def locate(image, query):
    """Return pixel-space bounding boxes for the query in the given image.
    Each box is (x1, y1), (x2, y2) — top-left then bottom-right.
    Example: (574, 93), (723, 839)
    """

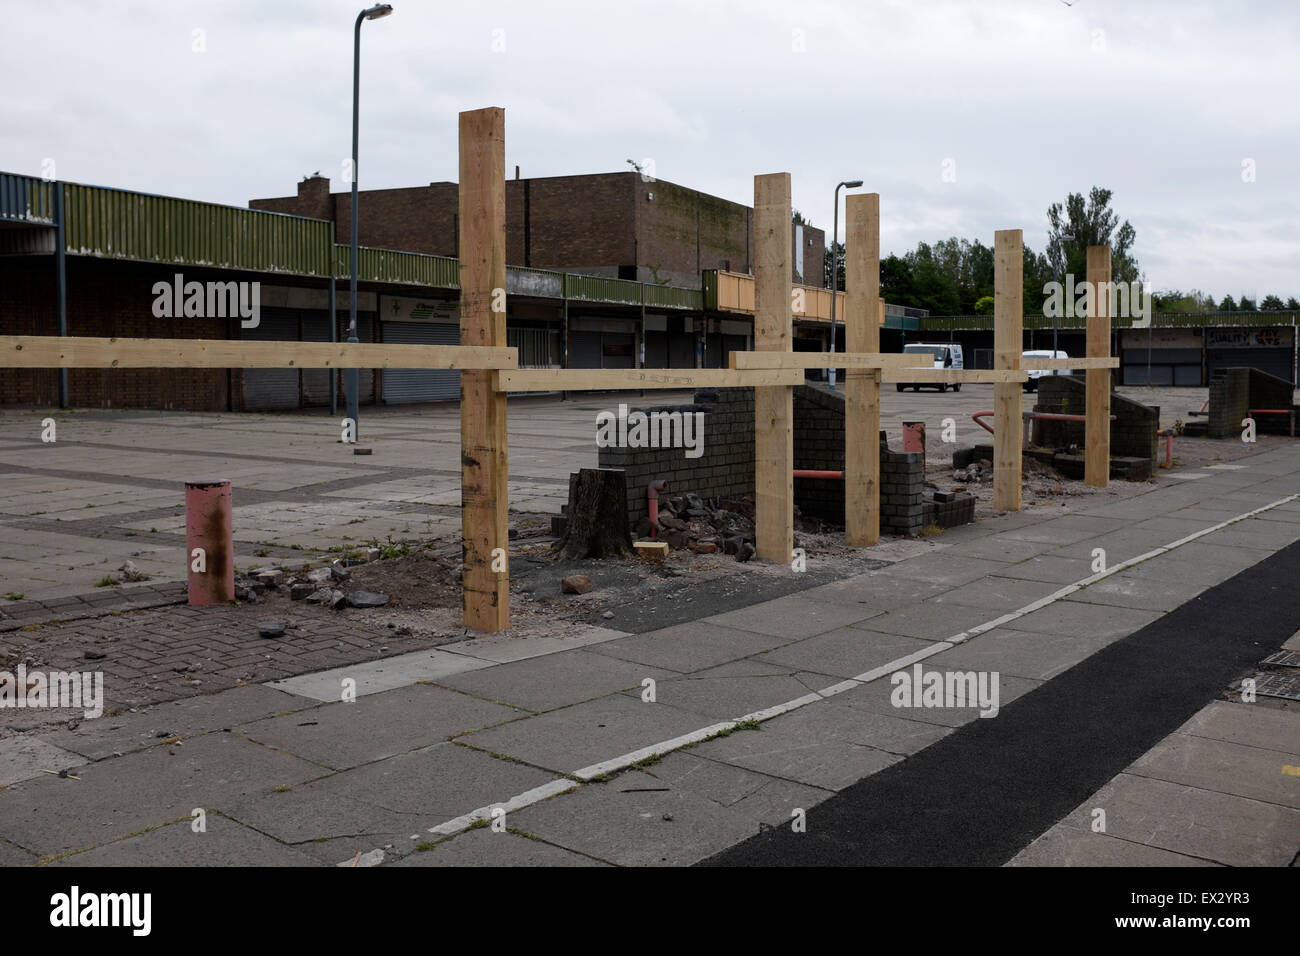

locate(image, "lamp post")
(346, 3), (393, 441)
(827, 179), (863, 389)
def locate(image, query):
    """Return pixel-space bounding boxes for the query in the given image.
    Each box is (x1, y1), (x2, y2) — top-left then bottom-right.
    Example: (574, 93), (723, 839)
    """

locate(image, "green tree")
(1239, 295), (1257, 310)
(824, 240), (845, 291)
(1220, 294), (1237, 311)
(1046, 187), (1140, 285)
(1260, 294), (1284, 310)
(973, 295), (994, 315)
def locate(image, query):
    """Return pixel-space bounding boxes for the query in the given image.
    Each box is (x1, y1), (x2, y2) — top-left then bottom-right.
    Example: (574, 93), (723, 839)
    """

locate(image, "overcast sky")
(4, 0), (1297, 300)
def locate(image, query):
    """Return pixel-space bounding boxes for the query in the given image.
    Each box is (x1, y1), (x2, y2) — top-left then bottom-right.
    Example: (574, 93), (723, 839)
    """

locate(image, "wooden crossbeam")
(0, 335), (517, 370)
(993, 230), (1023, 512)
(459, 107), (510, 633)
(882, 368), (1027, 384)
(845, 192), (881, 547)
(1020, 357), (1119, 371)
(730, 351), (911, 371)
(495, 367), (803, 392)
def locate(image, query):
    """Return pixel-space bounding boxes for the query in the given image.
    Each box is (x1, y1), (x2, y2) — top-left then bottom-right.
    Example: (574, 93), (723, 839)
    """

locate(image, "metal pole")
(328, 275), (338, 416)
(54, 182), (68, 408)
(828, 183), (841, 389)
(346, 10), (365, 440)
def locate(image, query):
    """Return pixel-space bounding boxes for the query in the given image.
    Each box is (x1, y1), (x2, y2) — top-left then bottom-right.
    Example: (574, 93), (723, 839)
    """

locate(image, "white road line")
(379, 490), (1300, 857)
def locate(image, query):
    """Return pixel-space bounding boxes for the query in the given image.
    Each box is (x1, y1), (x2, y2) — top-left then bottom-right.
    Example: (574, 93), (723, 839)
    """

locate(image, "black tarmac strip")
(701, 536), (1300, 867)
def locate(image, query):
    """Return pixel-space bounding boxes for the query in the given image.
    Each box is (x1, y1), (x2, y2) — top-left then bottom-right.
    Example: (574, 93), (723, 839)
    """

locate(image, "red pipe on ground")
(794, 469), (844, 479)
(1249, 409), (1296, 437)
(647, 479), (667, 537)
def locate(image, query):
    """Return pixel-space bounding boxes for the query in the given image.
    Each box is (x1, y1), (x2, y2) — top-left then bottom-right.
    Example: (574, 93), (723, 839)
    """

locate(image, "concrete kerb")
(379, 488), (1300, 859)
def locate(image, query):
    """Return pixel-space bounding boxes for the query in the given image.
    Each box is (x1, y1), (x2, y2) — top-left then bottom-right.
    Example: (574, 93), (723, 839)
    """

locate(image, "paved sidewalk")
(2, 442), (1298, 866)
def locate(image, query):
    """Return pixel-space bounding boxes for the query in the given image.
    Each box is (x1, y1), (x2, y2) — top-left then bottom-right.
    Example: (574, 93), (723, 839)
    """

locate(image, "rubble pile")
(234, 552), (389, 610)
(633, 493), (827, 562)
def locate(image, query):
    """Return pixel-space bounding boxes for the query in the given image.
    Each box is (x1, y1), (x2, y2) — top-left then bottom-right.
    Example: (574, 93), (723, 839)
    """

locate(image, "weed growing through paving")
(93, 575), (118, 588)
(4, 593), (22, 601)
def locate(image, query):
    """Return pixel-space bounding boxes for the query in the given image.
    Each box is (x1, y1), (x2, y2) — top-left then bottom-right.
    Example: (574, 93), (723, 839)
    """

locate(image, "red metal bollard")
(186, 480), (234, 605)
(903, 421), (926, 473)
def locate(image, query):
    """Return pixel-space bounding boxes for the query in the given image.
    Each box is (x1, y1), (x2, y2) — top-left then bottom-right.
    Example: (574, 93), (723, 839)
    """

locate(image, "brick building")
(251, 171), (827, 291)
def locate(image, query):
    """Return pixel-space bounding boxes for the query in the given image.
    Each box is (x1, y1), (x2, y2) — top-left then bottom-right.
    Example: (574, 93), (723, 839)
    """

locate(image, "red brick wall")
(506, 173), (635, 274)
(0, 259), (230, 410)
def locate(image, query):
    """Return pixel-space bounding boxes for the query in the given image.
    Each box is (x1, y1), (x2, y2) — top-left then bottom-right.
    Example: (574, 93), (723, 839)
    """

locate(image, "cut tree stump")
(556, 468), (633, 559)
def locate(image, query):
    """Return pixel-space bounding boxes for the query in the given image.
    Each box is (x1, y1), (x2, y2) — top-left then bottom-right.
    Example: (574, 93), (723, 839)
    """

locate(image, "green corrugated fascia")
(920, 312), (1300, 332)
(62, 182), (333, 275)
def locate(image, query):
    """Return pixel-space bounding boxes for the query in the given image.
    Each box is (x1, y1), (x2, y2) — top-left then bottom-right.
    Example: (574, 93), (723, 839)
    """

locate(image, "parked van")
(1022, 349), (1071, 392)
(897, 343), (965, 392)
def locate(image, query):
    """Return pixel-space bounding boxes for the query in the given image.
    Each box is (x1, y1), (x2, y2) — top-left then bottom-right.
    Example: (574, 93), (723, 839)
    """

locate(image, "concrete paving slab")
(434, 650), (676, 714)
(760, 627), (937, 679)
(829, 671), (1043, 728)
(623, 659), (832, 721)
(926, 536), (1060, 564)
(0, 736), (88, 786)
(394, 828), (608, 866)
(510, 752), (830, 865)
(50, 814), (323, 866)
(847, 601), (1000, 641)
(930, 576), (1065, 612)
(1065, 574), (1209, 612)
(869, 554), (1009, 587)
(1174, 700), (1300, 755)
(924, 626), (1113, 681)
(999, 514), (1130, 545)
(265, 647), (495, 702)
(1122, 542), (1268, 584)
(989, 554), (1094, 584)
(1204, 518), (1300, 551)
(37, 684), (317, 761)
(222, 741), (559, 857)
(1007, 822), (1219, 867)
(1065, 772), (1300, 867)
(238, 684), (526, 771)
(438, 626), (627, 664)
(1128, 732), (1300, 809)
(0, 838), (39, 866)
(587, 621), (793, 674)
(0, 732), (326, 858)
(705, 594), (886, 638)
(1001, 600), (1163, 641)
(688, 716), (900, 791)
(761, 696), (955, 757)
(452, 694), (715, 774)
(797, 573), (950, 611)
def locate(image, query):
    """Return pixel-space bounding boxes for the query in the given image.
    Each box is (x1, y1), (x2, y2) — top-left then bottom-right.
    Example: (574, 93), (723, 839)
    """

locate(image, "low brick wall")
(598, 389), (755, 528)
(1209, 367), (1295, 438)
(597, 384), (924, 535)
(1032, 376), (1159, 466)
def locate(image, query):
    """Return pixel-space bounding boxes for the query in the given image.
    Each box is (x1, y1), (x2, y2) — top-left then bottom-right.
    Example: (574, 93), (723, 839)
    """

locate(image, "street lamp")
(827, 179), (863, 389)
(346, 3), (394, 441)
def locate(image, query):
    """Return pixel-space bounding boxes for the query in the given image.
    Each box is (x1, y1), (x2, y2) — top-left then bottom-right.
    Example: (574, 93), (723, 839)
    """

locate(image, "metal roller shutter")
(244, 308), (300, 410)
(1207, 348), (1294, 385)
(381, 321), (461, 403)
(569, 331), (601, 369)
(301, 311), (333, 406)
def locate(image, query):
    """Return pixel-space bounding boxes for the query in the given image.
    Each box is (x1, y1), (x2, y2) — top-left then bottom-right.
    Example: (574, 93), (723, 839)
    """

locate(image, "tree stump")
(556, 468), (633, 559)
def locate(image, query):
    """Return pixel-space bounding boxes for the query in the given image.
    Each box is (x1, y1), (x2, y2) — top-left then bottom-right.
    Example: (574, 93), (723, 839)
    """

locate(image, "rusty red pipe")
(794, 469), (844, 479)
(647, 479), (667, 538)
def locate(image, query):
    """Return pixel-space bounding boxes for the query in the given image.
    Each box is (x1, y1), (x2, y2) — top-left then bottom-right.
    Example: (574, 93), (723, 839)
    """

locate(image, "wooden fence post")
(459, 107), (510, 632)
(993, 229), (1023, 512)
(845, 193), (880, 546)
(1086, 245), (1112, 488)
(753, 173), (794, 563)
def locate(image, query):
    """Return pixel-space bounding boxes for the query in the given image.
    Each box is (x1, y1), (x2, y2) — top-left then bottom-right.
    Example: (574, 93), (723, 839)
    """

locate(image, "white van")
(1022, 349), (1070, 392)
(897, 343), (965, 392)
